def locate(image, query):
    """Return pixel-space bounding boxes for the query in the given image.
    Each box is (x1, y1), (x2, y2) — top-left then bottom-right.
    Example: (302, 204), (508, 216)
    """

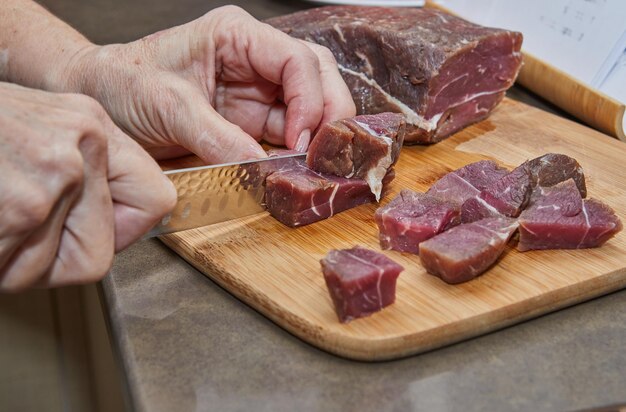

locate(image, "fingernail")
(295, 129), (311, 152)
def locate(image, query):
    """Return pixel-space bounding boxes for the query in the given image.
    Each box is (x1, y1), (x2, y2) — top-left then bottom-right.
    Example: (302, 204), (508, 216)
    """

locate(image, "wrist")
(44, 42), (103, 94)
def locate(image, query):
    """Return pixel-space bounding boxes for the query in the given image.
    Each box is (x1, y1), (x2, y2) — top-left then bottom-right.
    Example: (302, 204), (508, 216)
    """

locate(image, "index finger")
(222, 14), (326, 150)
(299, 40), (356, 126)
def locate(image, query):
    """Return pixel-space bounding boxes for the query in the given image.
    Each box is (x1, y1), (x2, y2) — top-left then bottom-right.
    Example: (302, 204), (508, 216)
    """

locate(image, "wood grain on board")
(160, 98), (626, 361)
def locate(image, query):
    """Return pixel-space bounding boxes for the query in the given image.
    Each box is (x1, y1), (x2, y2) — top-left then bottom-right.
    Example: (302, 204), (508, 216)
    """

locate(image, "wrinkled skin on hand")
(57, 6), (356, 163)
(0, 82), (176, 292)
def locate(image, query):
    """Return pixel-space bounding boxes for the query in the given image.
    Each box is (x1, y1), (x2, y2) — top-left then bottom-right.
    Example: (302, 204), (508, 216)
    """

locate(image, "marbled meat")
(518, 180), (622, 251)
(426, 160), (509, 211)
(267, 6), (523, 144)
(419, 217), (519, 284)
(321, 246), (404, 323)
(525, 153), (587, 197)
(265, 156), (395, 227)
(307, 112), (406, 201)
(461, 162), (532, 222)
(375, 190), (460, 254)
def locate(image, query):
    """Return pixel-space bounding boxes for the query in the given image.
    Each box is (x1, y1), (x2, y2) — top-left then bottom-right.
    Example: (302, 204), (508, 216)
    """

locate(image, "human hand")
(55, 6), (356, 163)
(0, 82), (176, 291)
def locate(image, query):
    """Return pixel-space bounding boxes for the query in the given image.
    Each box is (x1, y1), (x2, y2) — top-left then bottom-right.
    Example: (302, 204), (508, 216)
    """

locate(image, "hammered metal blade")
(145, 153), (305, 237)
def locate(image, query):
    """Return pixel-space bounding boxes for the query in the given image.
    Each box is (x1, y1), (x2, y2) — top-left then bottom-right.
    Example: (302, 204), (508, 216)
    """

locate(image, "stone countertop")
(106, 240), (626, 412)
(39, 0), (626, 410)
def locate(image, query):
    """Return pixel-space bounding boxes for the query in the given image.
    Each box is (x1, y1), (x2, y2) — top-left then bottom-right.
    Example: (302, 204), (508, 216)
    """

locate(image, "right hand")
(0, 82), (176, 292)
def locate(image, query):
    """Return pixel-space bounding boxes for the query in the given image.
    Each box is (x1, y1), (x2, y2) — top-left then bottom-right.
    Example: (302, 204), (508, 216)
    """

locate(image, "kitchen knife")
(145, 152), (305, 238)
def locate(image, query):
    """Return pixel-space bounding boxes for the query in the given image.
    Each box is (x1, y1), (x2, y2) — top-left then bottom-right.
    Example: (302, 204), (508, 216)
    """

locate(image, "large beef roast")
(267, 6), (523, 144)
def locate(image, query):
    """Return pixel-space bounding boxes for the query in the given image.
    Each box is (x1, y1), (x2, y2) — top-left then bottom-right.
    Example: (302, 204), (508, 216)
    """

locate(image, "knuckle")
(20, 189), (55, 229)
(300, 46), (321, 68)
(317, 46), (338, 65)
(55, 146), (86, 184)
(213, 5), (248, 18)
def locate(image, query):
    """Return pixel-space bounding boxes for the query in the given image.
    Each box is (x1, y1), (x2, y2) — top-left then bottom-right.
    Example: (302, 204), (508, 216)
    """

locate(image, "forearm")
(0, 0), (95, 91)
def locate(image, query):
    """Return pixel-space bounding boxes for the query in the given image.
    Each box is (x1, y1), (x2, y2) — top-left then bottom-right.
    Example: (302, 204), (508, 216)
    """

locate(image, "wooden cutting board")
(159, 98), (626, 361)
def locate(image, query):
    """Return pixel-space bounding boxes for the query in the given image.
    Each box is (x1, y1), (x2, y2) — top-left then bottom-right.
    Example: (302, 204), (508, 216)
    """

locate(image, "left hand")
(55, 5), (356, 163)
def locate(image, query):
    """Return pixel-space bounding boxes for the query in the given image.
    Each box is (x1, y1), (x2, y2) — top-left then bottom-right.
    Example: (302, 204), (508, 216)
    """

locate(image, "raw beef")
(518, 180), (622, 251)
(307, 112), (406, 200)
(374, 190), (460, 254)
(265, 157), (395, 227)
(419, 217), (519, 284)
(426, 160), (509, 206)
(320, 246), (404, 323)
(461, 163), (532, 222)
(267, 6), (523, 144)
(526, 153), (587, 197)
(241, 150), (303, 189)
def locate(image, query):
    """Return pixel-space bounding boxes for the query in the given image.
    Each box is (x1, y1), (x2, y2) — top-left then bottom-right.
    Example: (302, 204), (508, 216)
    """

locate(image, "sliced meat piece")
(526, 153), (586, 197)
(518, 180), (622, 251)
(267, 6), (523, 144)
(374, 190), (460, 254)
(426, 160), (509, 205)
(461, 163), (532, 222)
(419, 217), (519, 284)
(460, 197), (502, 223)
(307, 112), (406, 201)
(265, 158), (395, 227)
(320, 246), (404, 323)
(241, 150), (303, 189)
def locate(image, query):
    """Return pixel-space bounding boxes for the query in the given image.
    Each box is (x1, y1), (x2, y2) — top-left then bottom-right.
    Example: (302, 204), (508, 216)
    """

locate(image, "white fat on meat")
(354, 120), (393, 202)
(339, 64), (442, 132)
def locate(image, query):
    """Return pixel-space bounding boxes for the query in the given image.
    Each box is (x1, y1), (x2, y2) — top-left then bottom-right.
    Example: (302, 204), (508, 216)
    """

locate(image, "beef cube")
(320, 246), (404, 323)
(526, 153), (587, 197)
(241, 150), (303, 189)
(427, 160), (509, 205)
(267, 7), (523, 144)
(518, 180), (622, 251)
(307, 112), (406, 200)
(419, 217), (519, 284)
(460, 197), (502, 223)
(265, 159), (395, 227)
(374, 190), (460, 254)
(461, 163), (532, 222)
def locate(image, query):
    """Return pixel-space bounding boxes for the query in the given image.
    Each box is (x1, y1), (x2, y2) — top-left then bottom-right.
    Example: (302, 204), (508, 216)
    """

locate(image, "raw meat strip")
(419, 217), (519, 284)
(307, 112), (406, 200)
(320, 246), (404, 323)
(518, 180), (622, 251)
(265, 158), (395, 227)
(267, 6), (523, 144)
(526, 153), (586, 197)
(375, 190), (460, 254)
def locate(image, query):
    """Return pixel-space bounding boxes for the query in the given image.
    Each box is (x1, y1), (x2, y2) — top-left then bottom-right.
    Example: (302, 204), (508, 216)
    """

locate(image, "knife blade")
(145, 152), (305, 238)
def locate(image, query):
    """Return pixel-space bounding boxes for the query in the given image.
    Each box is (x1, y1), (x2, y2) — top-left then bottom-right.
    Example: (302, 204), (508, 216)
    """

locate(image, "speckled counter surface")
(39, 0), (626, 410)
(105, 240), (626, 412)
